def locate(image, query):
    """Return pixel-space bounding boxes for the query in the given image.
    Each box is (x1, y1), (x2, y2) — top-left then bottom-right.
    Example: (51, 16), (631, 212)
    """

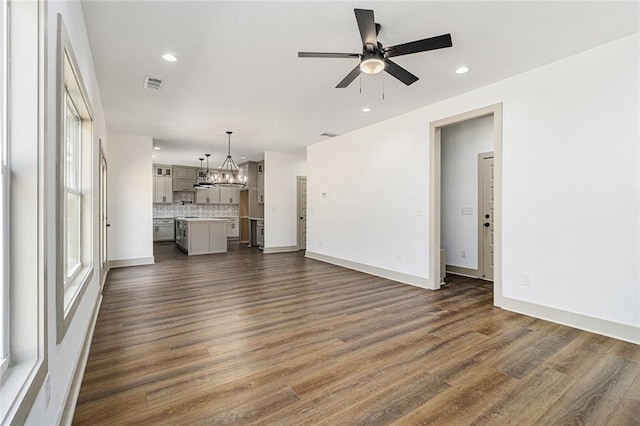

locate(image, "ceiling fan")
(298, 8), (453, 88)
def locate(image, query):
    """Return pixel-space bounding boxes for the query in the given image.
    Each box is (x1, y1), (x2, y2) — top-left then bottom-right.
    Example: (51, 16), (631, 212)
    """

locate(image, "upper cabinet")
(172, 166), (197, 192)
(174, 167), (196, 180)
(153, 176), (173, 204)
(195, 187), (220, 204)
(257, 161), (265, 204)
(154, 165), (172, 177)
(220, 186), (240, 205)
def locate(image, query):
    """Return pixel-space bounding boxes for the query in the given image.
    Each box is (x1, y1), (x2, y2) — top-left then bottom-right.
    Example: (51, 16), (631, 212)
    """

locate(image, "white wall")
(308, 33), (639, 341)
(26, 1), (108, 424)
(264, 151), (307, 251)
(107, 133), (154, 264)
(441, 115), (493, 269)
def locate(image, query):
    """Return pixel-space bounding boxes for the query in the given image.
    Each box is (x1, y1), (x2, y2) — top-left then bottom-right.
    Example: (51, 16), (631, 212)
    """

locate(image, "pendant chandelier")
(194, 154), (214, 189)
(213, 131), (246, 188)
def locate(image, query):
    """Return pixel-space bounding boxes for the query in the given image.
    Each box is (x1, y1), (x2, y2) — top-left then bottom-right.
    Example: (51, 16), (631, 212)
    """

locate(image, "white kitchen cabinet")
(153, 176), (173, 204)
(173, 166), (197, 180)
(153, 165), (172, 177)
(256, 220), (264, 247)
(195, 187), (220, 204)
(226, 218), (239, 238)
(153, 218), (175, 241)
(173, 178), (195, 192)
(257, 172), (264, 204)
(175, 218), (227, 255)
(220, 186), (240, 205)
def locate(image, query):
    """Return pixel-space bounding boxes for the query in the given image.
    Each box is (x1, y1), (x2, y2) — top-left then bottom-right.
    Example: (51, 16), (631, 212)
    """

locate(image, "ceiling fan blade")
(336, 65), (361, 88)
(384, 34), (452, 58)
(354, 9), (377, 48)
(384, 59), (418, 86)
(298, 52), (360, 59)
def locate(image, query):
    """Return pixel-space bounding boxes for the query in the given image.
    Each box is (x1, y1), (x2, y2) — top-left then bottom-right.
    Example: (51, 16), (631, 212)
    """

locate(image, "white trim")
(263, 245), (299, 254)
(498, 296), (640, 345)
(429, 103), (503, 296)
(59, 294), (102, 425)
(108, 257), (155, 269)
(445, 265), (480, 279)
(306, 251), (433, 289)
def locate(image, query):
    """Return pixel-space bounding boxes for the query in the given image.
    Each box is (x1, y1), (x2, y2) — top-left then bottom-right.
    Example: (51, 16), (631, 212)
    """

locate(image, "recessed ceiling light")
(153, 146), (161, 150)
(152, 155), (156, 159)
(162, 53), (177, 62)
(456, 66), (470, 74)
(362, 107), (372, 113)
(241, 156), (247, 160)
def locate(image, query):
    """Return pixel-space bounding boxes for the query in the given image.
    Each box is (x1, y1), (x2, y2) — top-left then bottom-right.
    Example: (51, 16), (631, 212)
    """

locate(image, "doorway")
(439, 116), (494, 281)
(429, 103), (502, 303)
(297, 176), (307, 250)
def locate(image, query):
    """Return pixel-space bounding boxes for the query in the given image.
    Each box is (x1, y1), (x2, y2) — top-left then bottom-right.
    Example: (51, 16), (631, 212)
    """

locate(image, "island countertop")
(175, 217), (228, 222)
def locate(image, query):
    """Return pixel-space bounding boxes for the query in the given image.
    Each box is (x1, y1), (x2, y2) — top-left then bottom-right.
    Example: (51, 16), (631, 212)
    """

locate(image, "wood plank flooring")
(73, 242), (640, 425)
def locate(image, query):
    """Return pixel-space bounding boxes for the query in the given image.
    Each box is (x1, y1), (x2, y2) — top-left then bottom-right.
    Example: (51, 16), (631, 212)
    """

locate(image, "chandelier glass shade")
(194, 154), (214, 188)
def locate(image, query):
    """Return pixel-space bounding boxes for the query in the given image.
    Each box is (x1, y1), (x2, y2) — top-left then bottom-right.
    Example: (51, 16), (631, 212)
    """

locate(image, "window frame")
(56, 15), (94, 343)
(1, 0), (48, 423)
(0, 0), (9, 378)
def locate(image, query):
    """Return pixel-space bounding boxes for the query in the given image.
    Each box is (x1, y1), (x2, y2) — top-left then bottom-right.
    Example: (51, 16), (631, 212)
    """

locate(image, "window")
(1, 0), (48, 423)
(0, 0), (7, 378)
(64, 91), (82, 281)
(56, 17), (93, 341)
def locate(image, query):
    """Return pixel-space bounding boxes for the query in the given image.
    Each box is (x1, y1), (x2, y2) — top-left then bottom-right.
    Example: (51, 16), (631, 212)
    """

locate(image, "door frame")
(429, 103), (503, 304)
(99, 141), (108, 288)
(296, 176), (307, 250)
(477, 151), (494, 281)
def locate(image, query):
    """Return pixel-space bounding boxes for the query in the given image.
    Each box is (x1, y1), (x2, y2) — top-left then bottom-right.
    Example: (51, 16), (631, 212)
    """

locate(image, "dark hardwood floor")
(73, 242), (640, 425)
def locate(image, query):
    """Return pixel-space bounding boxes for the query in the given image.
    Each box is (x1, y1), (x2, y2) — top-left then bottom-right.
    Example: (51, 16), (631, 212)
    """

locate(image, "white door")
(479, 154), (494, 280)
(297, 177), (307, 250)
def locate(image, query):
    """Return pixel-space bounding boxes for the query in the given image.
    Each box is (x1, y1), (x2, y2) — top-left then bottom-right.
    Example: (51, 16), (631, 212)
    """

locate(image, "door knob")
(484, 222), (490, 227)
(106, 224), (111, 227)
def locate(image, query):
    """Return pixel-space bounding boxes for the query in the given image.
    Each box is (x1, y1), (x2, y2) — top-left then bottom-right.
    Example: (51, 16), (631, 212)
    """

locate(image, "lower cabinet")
(256, 220), (264, 247)
(226, 218), (239, 239)
(153, 218), (175, 241)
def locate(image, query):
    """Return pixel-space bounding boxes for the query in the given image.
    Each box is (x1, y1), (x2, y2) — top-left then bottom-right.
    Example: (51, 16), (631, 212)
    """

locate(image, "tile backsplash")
(154, 192), (239, 218)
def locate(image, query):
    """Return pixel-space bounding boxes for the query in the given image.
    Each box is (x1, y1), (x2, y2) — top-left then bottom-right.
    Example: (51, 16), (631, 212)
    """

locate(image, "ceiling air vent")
(144, 76), (163, 90)
(320, 132), (338, 137)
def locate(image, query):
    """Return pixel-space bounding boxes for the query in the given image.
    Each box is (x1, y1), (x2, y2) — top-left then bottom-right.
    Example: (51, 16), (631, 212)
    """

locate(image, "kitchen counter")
(175, 218), (227, 255)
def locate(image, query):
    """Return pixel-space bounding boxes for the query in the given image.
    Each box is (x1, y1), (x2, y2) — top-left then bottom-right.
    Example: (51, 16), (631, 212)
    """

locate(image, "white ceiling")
(81, 1), (639, 167)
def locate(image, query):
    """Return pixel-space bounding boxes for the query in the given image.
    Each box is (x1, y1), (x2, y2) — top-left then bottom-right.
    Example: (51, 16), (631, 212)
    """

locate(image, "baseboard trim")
(59, 292), (103, 425)
(263, 245), (299, 254)
(446, 265), (480, 278)
(108, 257), (154, 269)
(305, 251), (435, 290)
(497, 295), (640, 345)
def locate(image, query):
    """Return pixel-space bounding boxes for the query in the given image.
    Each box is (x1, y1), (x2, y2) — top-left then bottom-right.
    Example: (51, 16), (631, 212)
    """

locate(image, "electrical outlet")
(521, 273), (531, 286)
(45, 374), (51, 406)
(318, 240), (322, 247)
(396, 254), (402, 263)
(461, 250), (467, 259)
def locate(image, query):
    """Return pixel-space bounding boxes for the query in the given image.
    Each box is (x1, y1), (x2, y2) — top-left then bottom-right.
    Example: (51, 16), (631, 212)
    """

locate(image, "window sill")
(0, 358), (45, 424)
(59, 265), (93, 342)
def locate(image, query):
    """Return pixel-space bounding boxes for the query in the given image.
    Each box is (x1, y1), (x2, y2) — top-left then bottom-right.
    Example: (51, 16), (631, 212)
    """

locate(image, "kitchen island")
(175, 218), (227, 255)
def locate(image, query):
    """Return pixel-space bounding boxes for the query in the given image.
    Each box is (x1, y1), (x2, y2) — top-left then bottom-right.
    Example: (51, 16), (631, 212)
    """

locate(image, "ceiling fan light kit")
(299, 8), (453, 88)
